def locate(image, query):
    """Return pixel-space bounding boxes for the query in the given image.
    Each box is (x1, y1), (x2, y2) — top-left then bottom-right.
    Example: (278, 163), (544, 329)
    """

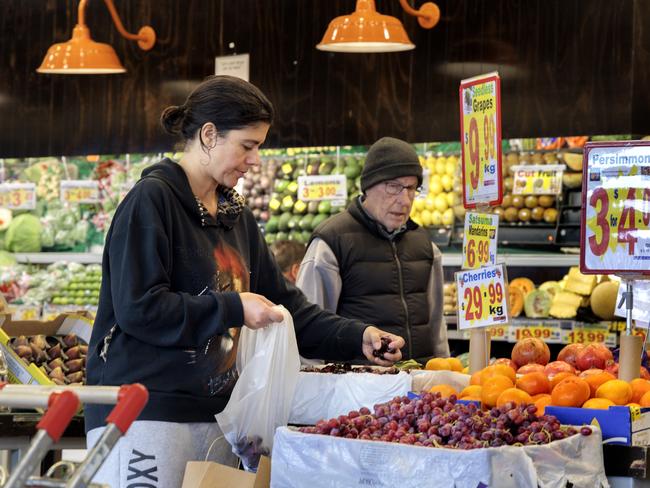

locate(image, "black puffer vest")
(311, 198), (434, 359)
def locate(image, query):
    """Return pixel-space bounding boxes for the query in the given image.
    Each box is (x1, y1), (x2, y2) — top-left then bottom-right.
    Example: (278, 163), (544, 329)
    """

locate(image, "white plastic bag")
(216, 305), (300, 471)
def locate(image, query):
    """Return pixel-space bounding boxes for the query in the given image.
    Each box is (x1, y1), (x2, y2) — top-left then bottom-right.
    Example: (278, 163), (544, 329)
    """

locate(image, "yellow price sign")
(511, 326), (561, 343)
(512, 165), (564, 195)
(459, 72), (502, 208)
(61, 180), (100, 204)
(297, 175), (347, 202)
(563, 327), (616, 348)
(462, 212), (498, 269)
(455, 264), (508, 330)
(582, 142), (650, 274)
(487, 325), (508, 340)
(0, 183), (36, 209)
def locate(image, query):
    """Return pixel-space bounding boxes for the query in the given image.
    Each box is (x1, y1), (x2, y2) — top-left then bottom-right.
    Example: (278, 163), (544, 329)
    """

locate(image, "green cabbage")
(5, 214), (42, 252)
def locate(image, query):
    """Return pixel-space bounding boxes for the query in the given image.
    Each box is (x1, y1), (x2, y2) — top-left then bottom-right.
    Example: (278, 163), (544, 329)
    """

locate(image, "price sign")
(297, 175), (347, 202)
(487, 325), (508, 341)
(615, 280), (650, 324)
(509, 325), (562, 343)
(459, 72), (503, 208)
(0, 183), (36, 210)
(60, 180), (100, 204)
(10, 305), (41, 321)
(462, 212), (499, 269)
(562, 327), (617, 348)
(511, 165), (565, 195)
(455, 264), (509, 330)
(581, 141), (650, 274)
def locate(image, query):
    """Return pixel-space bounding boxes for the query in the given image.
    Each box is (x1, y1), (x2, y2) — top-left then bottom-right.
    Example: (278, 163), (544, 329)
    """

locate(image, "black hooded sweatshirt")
(85, 159), (367, 432)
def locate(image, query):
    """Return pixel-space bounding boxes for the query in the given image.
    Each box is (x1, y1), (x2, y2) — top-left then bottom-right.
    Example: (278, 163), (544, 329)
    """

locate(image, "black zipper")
(391, 241), (412, 359)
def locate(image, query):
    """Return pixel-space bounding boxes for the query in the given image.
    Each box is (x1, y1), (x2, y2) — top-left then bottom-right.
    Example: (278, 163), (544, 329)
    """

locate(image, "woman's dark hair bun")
(160, 105), (186, 135)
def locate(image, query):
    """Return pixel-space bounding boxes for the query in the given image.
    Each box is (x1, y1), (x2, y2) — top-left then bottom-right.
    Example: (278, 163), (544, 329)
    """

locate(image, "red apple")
(557, 343), (586, 369)
(517, 363), (546, 375)
(511, 338), (551, 367)
(604, 359), (619, 377)
(576, 343), (614, 371)
(544, 360), (576, 378)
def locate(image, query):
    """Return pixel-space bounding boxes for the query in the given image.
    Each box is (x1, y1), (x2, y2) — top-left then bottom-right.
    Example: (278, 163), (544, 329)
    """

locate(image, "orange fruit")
(641, 391), (650, 407)
(447, 357), (464, 372)
(627, 402), (641, 408)
(425, 358), (451, 371)
(481, 375), (514, 408)
(429, 384), (458, 398)
(460, 385), (482, 399)
(583, 371), (617, 398)
(551, 377), (590, 407)
(462, 366), (470, 374)
(533, 394), (552, 415)
(596, 379), (633, 406)
(516, 372), (551, 396)
(496, 388), (533, 407)
(550, 372), (576, 391)
(582, 398), (615, 409)
(470, 371), (482, 385)
(480, 364), (516, 384)
(630, 378), (650, 403)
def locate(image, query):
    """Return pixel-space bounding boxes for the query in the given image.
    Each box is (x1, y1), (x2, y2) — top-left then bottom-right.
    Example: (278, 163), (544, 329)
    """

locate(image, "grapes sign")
(459, 72), (503, 208)
(455, 264), (509, 330)
(580, 141), (650, 275)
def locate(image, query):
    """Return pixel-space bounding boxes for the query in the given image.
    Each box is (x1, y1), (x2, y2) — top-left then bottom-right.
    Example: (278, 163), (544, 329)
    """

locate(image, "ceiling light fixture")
(37, 0), (156, 74)
(316, 0), (439, 53)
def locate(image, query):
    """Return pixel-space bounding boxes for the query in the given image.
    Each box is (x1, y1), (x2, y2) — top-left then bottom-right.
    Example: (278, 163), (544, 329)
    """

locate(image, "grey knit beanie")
(360, 137), (423, 193)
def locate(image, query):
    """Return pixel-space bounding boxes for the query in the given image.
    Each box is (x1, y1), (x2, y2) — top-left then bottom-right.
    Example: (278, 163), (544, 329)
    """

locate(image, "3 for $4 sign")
(455, 264), (509, 330)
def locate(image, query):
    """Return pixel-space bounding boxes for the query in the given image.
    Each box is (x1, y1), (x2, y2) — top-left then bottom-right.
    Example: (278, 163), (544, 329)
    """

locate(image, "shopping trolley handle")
(36, 390), (80, 443)
(105, 384), (148, 434)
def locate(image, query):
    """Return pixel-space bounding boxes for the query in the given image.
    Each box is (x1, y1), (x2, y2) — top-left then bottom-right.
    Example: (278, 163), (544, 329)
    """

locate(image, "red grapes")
(299, 393), (592, 449)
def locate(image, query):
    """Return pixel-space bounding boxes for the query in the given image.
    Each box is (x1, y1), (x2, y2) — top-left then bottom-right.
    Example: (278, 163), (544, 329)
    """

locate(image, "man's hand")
(240, 292), (284, 329)
(362, 326), (404, 366)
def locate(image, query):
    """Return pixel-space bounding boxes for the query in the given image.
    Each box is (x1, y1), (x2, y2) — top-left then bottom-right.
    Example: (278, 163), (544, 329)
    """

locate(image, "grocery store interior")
(1, 1), (650, 487)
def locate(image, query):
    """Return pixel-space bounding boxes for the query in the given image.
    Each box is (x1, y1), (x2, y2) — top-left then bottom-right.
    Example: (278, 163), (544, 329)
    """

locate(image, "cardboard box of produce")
(182, 456), (270, 488)
(0, 312), (92, 385)
(546, 405), (650, 446)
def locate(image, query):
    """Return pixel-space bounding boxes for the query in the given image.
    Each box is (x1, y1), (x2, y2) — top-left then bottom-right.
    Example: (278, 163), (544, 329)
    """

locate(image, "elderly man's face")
(363, 176), (419, 232)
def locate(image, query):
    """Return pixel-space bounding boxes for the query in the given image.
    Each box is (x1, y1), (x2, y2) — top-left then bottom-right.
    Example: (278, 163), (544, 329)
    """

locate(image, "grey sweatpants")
(86, 421), (239, 488)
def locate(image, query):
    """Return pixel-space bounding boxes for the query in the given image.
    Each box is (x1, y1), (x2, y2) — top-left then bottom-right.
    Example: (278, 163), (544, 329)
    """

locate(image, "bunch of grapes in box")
(410, 153), (463, 227)
(495, 152), (558, 225)
(264, 153), (349, 245)
(10, 333), (88, 385)
(241, 157), (277, 224)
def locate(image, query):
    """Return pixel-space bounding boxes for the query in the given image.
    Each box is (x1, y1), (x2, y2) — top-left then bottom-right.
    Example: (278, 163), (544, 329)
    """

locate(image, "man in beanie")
(296, 137), (449, 361)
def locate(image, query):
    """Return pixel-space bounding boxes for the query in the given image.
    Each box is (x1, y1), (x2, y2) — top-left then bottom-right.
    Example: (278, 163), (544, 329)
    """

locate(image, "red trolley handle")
(36, 390), (80, 443)
(105, 383), (149, 434)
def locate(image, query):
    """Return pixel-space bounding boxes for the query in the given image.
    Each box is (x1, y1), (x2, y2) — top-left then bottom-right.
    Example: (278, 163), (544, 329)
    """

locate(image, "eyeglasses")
(384, 181), (422, 197)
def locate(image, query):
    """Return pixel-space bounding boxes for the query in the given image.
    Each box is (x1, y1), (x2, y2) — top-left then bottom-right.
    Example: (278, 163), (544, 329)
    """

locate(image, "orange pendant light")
(37, 0), (156, 74)
(317, 0), (439, 53)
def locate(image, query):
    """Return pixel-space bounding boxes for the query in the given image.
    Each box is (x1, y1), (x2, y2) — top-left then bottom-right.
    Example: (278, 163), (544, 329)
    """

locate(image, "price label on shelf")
(455, 264), (509, 330)
(297, 175), (347, 202)
(509, 325), (562, 343)
(511, 165), (565, 195)
(562, 327), (617, 348)
(0, 183), (36, 210)
(10, 305), (41, 321)
(459, 72), (502, 208)
(581, 141), (650, 274)
(60, 180), (100, 204)
(462, 212), (499, 269)
(487, 325), (508, 341)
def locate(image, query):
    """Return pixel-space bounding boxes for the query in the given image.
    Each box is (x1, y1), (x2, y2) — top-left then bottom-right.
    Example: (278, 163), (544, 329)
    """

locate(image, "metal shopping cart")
(0, 383), (148, 488)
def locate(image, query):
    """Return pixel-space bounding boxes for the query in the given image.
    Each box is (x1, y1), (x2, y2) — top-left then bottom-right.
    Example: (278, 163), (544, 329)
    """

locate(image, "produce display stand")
(0, 383), (148, 488)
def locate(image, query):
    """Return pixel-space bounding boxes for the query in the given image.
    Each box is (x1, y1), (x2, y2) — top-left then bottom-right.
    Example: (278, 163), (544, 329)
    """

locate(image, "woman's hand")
(240, 292), (284, 329)
(362, 326), (404, 366)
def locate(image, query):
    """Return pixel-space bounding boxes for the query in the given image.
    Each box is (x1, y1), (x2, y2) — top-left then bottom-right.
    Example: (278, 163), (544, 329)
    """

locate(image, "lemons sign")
(581, 142), (650, 275)
(455, 264), (509, 330)
(459, 72), (503, 208)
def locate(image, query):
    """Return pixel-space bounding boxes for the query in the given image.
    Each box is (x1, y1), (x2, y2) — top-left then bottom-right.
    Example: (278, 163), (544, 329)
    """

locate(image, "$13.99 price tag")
(581, 142), (650, 275)
(462, 212), (499, 269)
(459, 72), (502, 208)
(297, 175), (347, 202)
(455, 264), (509, 330)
